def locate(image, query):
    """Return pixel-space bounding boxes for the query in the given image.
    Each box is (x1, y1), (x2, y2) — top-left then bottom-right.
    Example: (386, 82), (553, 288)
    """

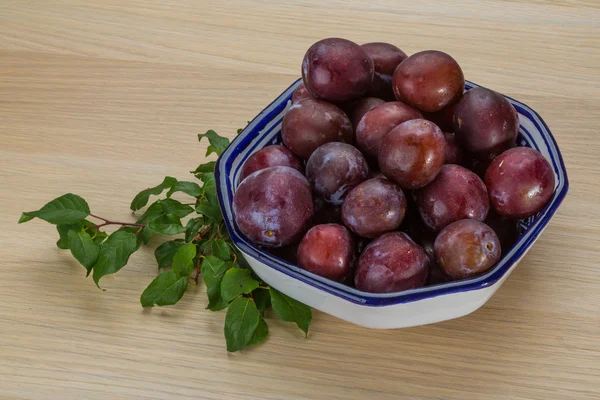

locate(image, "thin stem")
(193, 257), (202, 284)
(89, 213), (108, 222)
(88, 214), (146, 230)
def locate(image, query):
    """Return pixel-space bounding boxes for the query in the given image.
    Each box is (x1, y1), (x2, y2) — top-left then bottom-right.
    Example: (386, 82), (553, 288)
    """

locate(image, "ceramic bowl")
(215, 79), (569, 329)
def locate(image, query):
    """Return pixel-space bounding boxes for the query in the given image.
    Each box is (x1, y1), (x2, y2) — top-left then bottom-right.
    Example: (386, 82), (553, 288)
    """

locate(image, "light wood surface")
(1, 1), (599, 399)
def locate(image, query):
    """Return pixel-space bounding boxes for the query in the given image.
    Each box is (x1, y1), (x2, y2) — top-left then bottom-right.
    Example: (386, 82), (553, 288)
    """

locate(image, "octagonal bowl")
(215, 79), (569, 329)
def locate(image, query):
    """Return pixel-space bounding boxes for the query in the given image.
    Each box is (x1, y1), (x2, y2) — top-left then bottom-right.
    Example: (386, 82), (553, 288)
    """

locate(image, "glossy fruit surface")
(417, 164), (489, 231)
(306, 142), (369, 205)
(453, 87), (519, 159)
(302, 38), (374, 102)
(342, 177), (407, 238)
(355, 232), (429, 293)
(378, 119), (446, 189)
(393, 50), (464, 112)
(484, 147), (555, 218)
(282, 98), (353, 159)
(434, 219), (501, 280)
(233, 166), (314, 247)
(297, 224), (355, 282)
(356, 101), (422, 162)
(240, 145), (304, 181)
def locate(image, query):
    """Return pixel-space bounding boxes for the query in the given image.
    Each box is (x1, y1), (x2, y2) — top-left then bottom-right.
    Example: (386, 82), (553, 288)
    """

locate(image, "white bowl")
(215, 79), (569, 329)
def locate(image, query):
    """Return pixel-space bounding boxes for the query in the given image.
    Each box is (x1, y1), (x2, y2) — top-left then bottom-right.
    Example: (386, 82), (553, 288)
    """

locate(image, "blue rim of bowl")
(215, 78), (569, 307)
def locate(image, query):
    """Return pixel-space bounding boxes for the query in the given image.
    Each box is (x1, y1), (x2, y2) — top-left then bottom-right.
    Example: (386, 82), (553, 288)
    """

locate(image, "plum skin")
(378, 119), (446, 189)
(240, 145), (304, 181)
(434, 219), (501, 280)
(356, 101), (423, 163)
(297, 224), (356, 282)
(393, 50), (464, 113)
(341, 177), (407, 238)
(453, 87), (520, 159)
(292, 82), (313, 104)
(355, 232), (429, 293)
(343, 97), (385, 130)
(302, 38), (374, 103)
(232, 166), (314, 247)
(281, 98), (353, 160)
(361, 42), (408, 101)
(484, 147), (555, 219)
(306, 142), (369, 205)
(417, 164), (490, 232)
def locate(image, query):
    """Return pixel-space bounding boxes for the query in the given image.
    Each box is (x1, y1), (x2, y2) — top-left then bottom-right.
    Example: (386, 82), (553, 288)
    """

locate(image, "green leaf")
(130, 176), (177, 211)
(166, 181), (202, 198)
(140, 270), (188, 307)
(184, 217), (204, 242)
(269, 287), (312, 337)
(139, 226), (154, 245)
(147, 214), (186, 235)
(200, 256), (231, 311)
(20, 193), (90, 225)
(154, 239), (185, 269)
(157, 199), (194, 219)
(92, 229), (140, 286)
(195, 198), (222, 223)
(250, 316), (269, 346)
(191, 161), (216, 178)
(67, 229), (99, 273)
(220, 268), (260, 302)
(92, 230), (108, 245)
(137, 199), (193, 235)
(224, 297), (260, 352)
(56, 220), (104, 249)
(254, 288), (271, 316)
(172, 243), (196, 277)
(198, 130), (230, 157)
(211, 239), (231, 260)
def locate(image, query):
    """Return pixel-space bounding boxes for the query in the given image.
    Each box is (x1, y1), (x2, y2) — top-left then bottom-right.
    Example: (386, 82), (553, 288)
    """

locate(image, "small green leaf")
(67, 229), (99, 273)
(198, 130), (230, 157)
(211, 239), (231, 260)
(20, 193), (90, 225)
(220, 268), (260, 302)
(130, 176), (177, 211)
(196, 198), (222, 223)
(154, 239), (185, 269)
(166, 181), (202, 198)
(200, 256), (231, 311)
(184, 217), (204, 242)
(224, 297), (260, 352)
(172, 243), (196, 277)
(254, 288), (271, 316)
(147, 214), (186, 235)
(269, 287), (312, 337)
(93, 229), (140, 286)
(191, 161), (216, 178)
(250, 316), (269, 346)
(140, 270), (188, 307)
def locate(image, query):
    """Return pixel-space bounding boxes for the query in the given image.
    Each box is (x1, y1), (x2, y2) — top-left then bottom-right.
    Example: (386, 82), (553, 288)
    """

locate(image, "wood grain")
(1, 1), (599, 399)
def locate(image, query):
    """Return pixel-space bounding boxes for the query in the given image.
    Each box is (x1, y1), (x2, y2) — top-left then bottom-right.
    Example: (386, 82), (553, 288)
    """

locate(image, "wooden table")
(1, 1), (599, 399)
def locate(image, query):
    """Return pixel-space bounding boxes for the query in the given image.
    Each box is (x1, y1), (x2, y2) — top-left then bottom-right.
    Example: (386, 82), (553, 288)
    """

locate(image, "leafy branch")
(19, 129), (311, 352)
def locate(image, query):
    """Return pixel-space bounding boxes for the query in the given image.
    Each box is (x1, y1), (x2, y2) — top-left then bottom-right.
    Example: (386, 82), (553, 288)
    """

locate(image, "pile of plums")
(232, 38), (556, 293)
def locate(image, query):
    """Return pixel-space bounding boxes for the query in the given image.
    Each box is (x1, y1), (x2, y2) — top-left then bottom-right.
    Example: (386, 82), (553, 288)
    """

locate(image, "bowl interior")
(215, 79), (569, 306)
